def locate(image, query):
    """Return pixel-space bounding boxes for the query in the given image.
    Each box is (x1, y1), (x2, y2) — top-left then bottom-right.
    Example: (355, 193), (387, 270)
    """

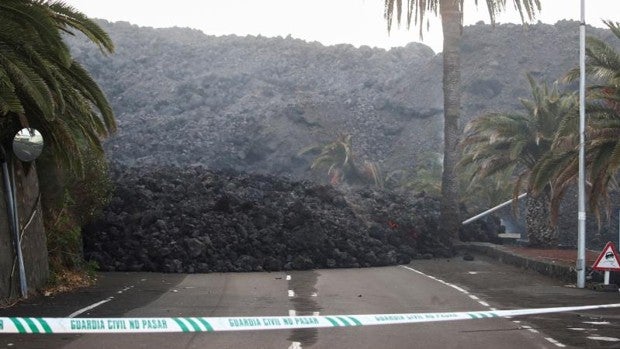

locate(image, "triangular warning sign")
(592, 242), (620, 271)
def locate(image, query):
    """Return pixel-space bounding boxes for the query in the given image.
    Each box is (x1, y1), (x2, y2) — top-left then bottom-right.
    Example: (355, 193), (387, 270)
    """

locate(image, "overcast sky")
(64, 0), (619, 53)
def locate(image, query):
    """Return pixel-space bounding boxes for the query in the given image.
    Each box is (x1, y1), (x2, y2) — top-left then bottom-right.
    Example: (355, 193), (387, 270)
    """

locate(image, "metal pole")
(9, 158), (27, 298)
(576, 0), (587, 288)
(604, 271), (610, 285)
(462, 193), (528, 225)
(1, 158), (28, 298)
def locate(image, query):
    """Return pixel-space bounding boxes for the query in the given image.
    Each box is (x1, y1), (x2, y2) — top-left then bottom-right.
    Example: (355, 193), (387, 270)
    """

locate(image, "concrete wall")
(0, 159), (49, 300)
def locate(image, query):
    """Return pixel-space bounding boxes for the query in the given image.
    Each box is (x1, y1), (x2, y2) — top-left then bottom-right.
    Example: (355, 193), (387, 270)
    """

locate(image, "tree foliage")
(460, 75), (577, 246)
(0, 0), (115, 174)
(300, 134), (383, 187)
(535, 20), (620, 223)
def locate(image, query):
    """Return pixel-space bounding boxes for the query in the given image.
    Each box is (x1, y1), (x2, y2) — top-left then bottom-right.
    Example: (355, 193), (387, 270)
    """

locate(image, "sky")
(64, 0), (619, 53)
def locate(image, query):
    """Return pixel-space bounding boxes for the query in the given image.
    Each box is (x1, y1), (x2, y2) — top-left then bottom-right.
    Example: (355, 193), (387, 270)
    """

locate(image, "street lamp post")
(577, 0), (587, 288)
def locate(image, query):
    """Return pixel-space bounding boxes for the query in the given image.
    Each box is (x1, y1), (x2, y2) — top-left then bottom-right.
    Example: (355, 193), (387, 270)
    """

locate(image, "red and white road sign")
(592, 242), (620, 271)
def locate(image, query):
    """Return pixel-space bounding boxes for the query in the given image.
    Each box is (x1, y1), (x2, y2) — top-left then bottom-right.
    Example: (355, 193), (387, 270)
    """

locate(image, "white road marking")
(68, 283), (141, 318)
(400, 265), (563, 346)
(583, 321), (610, 325)
(568, 328), (591, 331)
(400, 266), (472, 294)
(287, 274), (298, 349)
(311, 292), (318, 297)
(545, 337), (566, 347)
(587, 336), (620, 342)
(521, 325), (539, 334)
(117, 285), (134, 294)
(468, 271), (478, 275)
(288, 341), (302, 349)
(449, 285), (469, 293)
(313, 311), (320, 316)
(68, 297), (114, 318)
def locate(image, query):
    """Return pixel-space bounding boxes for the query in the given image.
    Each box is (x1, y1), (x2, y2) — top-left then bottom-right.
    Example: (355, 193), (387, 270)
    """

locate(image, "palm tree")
(0, 0), (115, 172)
(460, 76), (578, 247)
(384, 0), (540, 239)
(300, 134), (383, 187)
(0, 0), (115, 292)
(533, 20), (620, 226)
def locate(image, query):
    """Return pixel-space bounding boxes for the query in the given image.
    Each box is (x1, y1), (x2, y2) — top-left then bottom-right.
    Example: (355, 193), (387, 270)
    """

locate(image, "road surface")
(1, 254), (619, 348)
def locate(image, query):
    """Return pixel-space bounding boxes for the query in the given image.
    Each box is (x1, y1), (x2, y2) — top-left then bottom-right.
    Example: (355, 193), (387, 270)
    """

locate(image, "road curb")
(454, 242), (578, 282)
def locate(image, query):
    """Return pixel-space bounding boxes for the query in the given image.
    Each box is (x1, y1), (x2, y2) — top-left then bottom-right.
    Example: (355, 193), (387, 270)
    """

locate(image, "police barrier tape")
(1, 303), (619, 334)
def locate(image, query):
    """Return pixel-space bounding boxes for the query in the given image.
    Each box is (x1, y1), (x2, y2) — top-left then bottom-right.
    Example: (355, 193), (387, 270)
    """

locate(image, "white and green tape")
(1, 303), (619, 334)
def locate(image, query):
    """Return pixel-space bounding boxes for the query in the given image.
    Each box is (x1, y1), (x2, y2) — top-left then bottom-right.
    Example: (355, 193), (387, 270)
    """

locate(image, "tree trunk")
(525, 191), (557, 247)
(439, 0), (463, 239)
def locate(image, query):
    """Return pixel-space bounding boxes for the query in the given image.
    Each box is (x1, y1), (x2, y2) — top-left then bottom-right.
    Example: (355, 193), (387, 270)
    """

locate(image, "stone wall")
(0, 159), (48, 301)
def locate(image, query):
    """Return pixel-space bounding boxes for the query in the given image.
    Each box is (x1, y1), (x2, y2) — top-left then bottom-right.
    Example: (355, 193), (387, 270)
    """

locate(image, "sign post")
(592, 242), (620, 286)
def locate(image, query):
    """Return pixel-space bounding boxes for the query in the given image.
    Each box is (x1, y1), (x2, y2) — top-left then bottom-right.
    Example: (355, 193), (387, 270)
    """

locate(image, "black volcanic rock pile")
(83, 165), (452, 273)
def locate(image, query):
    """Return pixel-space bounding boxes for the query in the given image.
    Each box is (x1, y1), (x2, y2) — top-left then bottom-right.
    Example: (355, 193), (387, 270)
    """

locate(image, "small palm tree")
(300, 134), (383, 187)
(460, 75), (578, 247)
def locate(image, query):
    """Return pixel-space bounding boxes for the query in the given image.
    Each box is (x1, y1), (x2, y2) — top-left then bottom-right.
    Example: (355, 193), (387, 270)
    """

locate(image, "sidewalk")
(456, 242), (615, 284)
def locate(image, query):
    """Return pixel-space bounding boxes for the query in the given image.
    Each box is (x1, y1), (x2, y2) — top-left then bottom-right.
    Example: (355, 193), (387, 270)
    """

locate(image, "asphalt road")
(1, 253), (619, 348)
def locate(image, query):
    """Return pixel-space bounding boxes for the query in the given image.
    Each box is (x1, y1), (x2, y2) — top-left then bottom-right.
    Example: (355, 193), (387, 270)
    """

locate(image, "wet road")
(1, 255), (619, 348)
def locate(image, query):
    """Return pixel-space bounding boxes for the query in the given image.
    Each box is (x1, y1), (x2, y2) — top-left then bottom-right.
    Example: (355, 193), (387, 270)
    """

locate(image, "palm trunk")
(439, 0), (462, 239)
(525, 190), (557, 247)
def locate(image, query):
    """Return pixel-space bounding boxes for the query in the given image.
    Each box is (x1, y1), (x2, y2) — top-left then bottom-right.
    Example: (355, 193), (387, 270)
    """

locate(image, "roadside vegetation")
(460, 21), (620, 247)
(460, 76), (578, 246)
(0, 0), (116, 288)
(305, 21), (620, 248)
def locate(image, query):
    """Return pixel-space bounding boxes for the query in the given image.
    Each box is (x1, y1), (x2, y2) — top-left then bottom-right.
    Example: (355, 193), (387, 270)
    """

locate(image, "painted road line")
(400, 266), (470, 295)
(289, 310), (296, 317)
(68, 297), (114, 318)
(583, 321), (610, 325)
(286, 275), (291, 281)
(400, 265), (564, 347)
(288, 290), (295, 297)
(1, 303), (619, 334)
(117, 286), (134, 294)
(545, 337), (566, 347)
(522, 325), (539, 334)
(587, 336), (620, 342)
